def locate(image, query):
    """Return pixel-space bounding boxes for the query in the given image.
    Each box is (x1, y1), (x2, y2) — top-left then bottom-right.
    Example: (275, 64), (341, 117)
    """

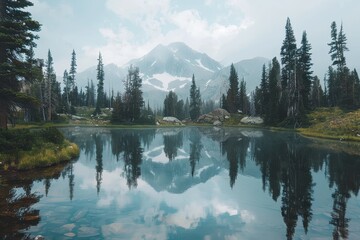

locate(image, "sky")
(29, 0), (360, 78)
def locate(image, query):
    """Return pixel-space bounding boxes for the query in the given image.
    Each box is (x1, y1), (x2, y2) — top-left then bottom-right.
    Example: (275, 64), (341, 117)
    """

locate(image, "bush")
(39, 127), (65, 144)
(0, 129), (35, 153)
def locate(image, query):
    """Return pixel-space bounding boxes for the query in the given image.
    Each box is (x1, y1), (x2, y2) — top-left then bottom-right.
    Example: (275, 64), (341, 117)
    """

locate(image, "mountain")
(75, 42), (269, 107)
(76, 63), (127, 94)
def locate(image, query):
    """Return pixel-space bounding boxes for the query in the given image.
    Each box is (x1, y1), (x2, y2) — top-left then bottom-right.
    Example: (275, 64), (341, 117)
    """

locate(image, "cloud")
(33, 0), (360, 76)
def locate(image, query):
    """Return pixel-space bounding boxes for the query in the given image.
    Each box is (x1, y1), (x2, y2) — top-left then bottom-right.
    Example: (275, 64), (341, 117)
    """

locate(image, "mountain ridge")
(74, 42), (269, 106)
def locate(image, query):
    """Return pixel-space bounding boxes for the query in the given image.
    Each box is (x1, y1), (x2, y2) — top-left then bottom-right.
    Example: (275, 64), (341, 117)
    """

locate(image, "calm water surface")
(1, 127), (360, 239)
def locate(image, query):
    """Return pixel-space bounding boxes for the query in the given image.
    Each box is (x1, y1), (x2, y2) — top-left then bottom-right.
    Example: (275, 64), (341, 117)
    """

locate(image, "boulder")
(213, 120), (222, 126)
(197, 108), (230, 123)
(240, 116), (264, 125)
(162, 116), (182, 125)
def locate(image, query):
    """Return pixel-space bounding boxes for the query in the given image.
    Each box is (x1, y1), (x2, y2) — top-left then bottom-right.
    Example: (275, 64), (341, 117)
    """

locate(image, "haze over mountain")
(75, 42), (268, 107)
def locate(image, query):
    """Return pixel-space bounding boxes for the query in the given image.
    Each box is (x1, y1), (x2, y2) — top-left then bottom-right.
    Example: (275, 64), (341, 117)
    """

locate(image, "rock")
(77, 226), (99, 238)
(35, 235), (45, 240)
(101, 222), (125, 237)
(240, 116), (264, 125)
(71, 209), (88, 222)
(198, 108), (230, 123)
(65, 232), (76, 237)
(162, 116), (182, 124)
(61, 223), (76, 232)
(213, 120), (222, 126)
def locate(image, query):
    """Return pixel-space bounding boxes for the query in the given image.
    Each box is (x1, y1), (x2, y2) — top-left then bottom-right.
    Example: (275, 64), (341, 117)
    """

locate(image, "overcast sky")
(30, 0), (360, 78)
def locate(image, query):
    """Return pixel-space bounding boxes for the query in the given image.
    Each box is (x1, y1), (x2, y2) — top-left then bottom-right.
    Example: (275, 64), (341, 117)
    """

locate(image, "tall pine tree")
(122, 65), (144, 122)
(44, 50), (56, 121)
(297, 31), (313, 110)
(0, 0), (41, 128)
(226, 64), (240, 113)
(189, 74), (201, 121)
(327, 21), (352, 107)
(280, 17), (297, 90)
(69, 49), (77, 107)
(94, 53), (105, 115)
(266, 57), (281, 124)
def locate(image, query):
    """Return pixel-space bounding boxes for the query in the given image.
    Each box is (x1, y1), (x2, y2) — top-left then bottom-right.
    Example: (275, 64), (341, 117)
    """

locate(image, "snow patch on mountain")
(144, 73), (190, 92)
(205, 79), (212, 87)
(195, 59), (215, 73)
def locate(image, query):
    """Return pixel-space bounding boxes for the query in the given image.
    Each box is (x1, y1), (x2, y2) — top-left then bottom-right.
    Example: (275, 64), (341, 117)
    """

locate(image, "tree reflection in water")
(189, 128), (203, 176)
(94, 133), (103, 194)
(2, 127), (359, 239)
(110, 129), (156, 189)
(0, 163), (73, 239)
(327, 153), (360, 240)
(163, 129), (183, 161)
(221, 135), (249, 188)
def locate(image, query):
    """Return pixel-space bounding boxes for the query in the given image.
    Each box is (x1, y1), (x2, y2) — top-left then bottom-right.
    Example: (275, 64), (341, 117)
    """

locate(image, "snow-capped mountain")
(75, 42), (269, 107)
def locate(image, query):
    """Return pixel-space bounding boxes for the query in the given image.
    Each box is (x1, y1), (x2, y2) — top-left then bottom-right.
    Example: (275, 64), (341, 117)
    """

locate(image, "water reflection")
(327, 153), (360, 239)
(0, 163), (74, 239)
(1, 127), (360, 239)
(189, 128), (203, 176)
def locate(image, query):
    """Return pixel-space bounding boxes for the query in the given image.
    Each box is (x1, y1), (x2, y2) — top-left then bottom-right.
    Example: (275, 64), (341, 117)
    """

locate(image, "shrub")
(40, 127), (65, 144)
(0, 129), (35, 153)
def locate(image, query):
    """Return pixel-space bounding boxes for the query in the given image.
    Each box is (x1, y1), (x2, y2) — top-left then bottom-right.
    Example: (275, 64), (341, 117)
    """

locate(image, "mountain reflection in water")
(1, 127), (360, 239)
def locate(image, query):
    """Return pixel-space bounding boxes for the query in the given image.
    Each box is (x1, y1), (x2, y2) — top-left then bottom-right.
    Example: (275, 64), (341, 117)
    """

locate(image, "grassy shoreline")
(11, 107), (360, 144)
(0, 128), (80, 171)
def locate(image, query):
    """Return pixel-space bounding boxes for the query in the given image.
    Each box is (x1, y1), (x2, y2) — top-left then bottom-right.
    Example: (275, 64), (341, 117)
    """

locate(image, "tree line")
(220, 17), (359, 126)
(259, 17), (360, 126)
(1, 1), (358, 128)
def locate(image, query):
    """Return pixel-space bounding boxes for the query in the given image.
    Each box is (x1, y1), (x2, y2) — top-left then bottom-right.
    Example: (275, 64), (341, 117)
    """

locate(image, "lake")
(1, 127), (360, 239)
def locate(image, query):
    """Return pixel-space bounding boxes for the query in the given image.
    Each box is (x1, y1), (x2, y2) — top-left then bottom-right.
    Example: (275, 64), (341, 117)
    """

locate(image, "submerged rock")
(77, 226), (99, 238)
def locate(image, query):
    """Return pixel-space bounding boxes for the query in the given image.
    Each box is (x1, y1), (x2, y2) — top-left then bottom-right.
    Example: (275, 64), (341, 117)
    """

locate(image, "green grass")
(298, 107), (360, 141)
(0, 128), (80, 171)
(16, 141), (79, 170)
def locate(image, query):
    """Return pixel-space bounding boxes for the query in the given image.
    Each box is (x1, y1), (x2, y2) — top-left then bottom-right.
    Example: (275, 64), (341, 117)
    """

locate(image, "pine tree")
(63, 70), (70, 112)
(259, 64), (268, 115)
(327, 22), (351, 107)
(226, 64), (240, 113)
(311, 76), (324, 108)
(163, 91), (178, 117)
(189, 74), (201, 121)
(298, 31), (313, 110)
(0, 0), (41, 128)
(184, 98), (190, 119)
(280, 18), (302, 124)
(326, 66), (338, 106)
(280, 18), (297, 90)
(111, 93), (123, 123)
(123, 65), (144, 121)
(163, 91), (185, 120)
(94, 53), (105, 115)
(329, 22), (349, 71)
(44, 50), (56, 121)
(352, 69), (360, 107)
(239, 79), (248, 114)
(266, 57), (282, 124)
(69, 50), (77, 107)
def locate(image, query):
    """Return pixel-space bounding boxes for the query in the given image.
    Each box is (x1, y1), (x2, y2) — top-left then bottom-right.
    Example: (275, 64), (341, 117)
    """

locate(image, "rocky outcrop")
(240, 116), (264, 124)
(162, 116), (183, 125)
(197, 108), (230, 124)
